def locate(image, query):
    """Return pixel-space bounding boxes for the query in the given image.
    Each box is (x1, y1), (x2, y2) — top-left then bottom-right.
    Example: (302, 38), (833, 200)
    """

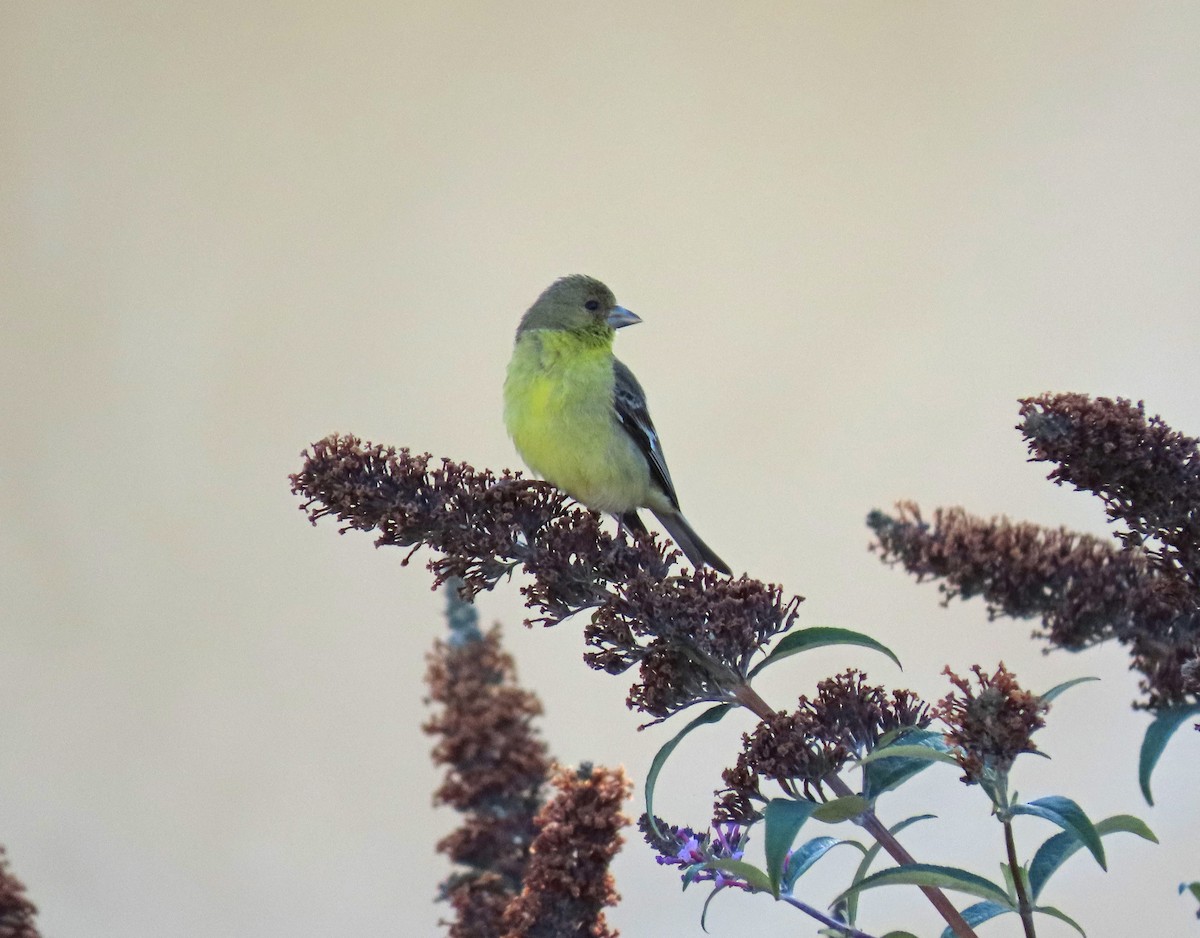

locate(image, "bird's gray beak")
(607, 306), (641, 329)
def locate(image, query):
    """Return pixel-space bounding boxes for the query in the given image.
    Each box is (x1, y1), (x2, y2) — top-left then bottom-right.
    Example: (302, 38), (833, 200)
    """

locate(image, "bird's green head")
(516, 275), (641, 338)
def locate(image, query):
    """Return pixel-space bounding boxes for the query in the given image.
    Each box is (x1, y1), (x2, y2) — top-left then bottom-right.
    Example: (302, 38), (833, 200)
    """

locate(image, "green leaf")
(1039, 675), (1099, 704)
(1181, 882), (1200, 921)
(748, 627), (902, 679)
(1034, 905), (1087, 936)
(1029, 814), (1158, 900)
(645, 704), (732, 836)
(699, 887), (722, 932)
(858, 744), (958, 766)
(812, 795), (868, 823)
(845, 814), (935, 925)
(763, 798), (819, 895)
(707, 858), (773, 893)
(1138, 703), (1200, 805)
(836, 863), (1013, 906)
(998, 860), (1019, 903)
(1101, 812), (1157, 840)
(1011, 796), (1106, 871)
(780, 836), (851, 893)
(938, 901), (1012, 938)
(863, 729), (953, 800)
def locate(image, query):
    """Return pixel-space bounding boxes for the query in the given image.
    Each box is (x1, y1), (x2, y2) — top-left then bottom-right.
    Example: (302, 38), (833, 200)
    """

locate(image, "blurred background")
(3, 2), (1199, 935)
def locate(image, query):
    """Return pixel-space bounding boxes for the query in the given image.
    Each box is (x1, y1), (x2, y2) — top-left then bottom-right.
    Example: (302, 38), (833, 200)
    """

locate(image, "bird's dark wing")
(612, 358), (680, 510)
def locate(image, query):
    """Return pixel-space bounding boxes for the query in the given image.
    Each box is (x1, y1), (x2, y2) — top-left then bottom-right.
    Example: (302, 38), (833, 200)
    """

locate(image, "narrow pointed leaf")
(1138, 703), (1200, 804)
(781, 836), (853, 892)
(845, 814), (935, 925)
(764, 798), (819, 894)
(859, 744), (958, 766)
(1039, 675), (1099, 704)
(645, 704), (732, 835)
(863, 729), (953, 799)
(748, 627), (901, 679)
(999, 861), (1018, 902)
(1011, 796), (1106, 870)
(836, 863), (1013, 906)
(699, 887), (722, 932)
(1034, 905), (1087, 936)
(812, 795), (868, 823)
(1029, 814), (1158, 900)
(938, 901), (1013, 938)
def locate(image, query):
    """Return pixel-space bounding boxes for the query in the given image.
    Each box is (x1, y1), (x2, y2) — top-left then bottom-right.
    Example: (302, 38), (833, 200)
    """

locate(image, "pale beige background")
(3, 3), (1199, 936)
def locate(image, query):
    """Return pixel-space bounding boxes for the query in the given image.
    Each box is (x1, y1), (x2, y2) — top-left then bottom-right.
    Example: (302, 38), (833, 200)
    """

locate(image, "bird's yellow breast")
(503, 330), (651, 513)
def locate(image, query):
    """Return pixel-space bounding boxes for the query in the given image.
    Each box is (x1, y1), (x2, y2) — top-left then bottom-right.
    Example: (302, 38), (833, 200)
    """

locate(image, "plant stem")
(731, 683), (981, 938)
(780, 895), (880, 938)
(1004, 817), (1037, 938)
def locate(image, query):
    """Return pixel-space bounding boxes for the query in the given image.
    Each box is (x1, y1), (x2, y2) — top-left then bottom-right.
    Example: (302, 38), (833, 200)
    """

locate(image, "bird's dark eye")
(584, 299), (600, 311)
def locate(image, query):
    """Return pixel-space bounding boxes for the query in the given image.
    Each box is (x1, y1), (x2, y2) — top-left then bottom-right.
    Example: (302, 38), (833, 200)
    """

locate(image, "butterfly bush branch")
(937, 664), (1049, 938)
(710, 673), (978, 938)
(295, 436), (979, 937)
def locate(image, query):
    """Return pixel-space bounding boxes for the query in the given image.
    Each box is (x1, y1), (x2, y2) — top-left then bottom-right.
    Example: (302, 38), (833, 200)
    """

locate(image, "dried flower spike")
(1020, 393), (1200, 582)
(870, 501), (1200, 712)
(294, 436), (806, 719)
(425, 616), (549, 937)
(501, 764), (631, 938)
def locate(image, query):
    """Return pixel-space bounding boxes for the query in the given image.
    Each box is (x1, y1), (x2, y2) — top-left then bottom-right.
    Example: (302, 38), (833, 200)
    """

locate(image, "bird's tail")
(652, 509), (731, 575)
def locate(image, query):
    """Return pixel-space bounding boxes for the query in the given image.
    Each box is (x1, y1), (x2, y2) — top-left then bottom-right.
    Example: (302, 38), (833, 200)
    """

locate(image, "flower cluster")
(716, 671), (931, 817)
(640, 817), (750, 890)
(935, 664), (1047, 785)
(722, 708), (848, 810)
(293, 435), (804, 719)
(501, 765), (631, 938)
(803, 670), (931, 756)
(586, 570), (802, 719)
(0, 848), (39, 938)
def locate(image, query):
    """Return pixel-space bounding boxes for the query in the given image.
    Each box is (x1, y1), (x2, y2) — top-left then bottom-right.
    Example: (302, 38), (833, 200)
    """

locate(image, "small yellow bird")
(504, 275), (730, 574)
